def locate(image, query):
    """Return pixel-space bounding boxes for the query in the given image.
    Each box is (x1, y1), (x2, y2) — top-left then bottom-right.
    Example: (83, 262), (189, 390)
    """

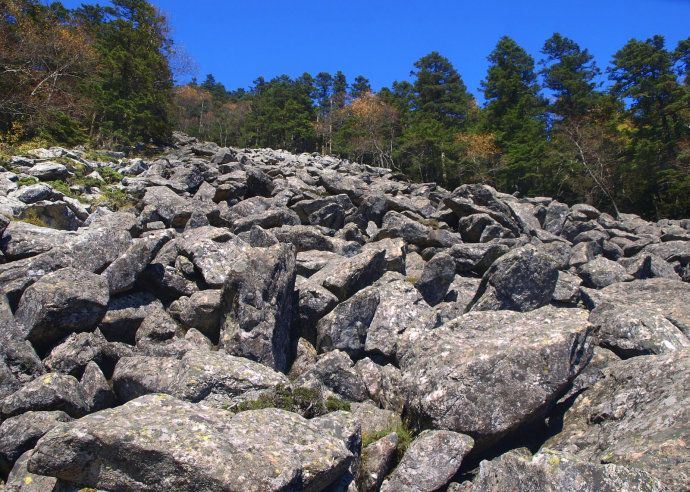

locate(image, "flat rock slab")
(29, 394), (354, 491)
(581, 278), (690, 338)
(466, 449), (667, 491)
(112, 349), (288, 407)
(401, 306), (593, 448)
(545, 350), (690, 491)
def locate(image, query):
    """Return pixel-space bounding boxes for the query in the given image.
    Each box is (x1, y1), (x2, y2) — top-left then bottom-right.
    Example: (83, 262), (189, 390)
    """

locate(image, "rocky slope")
(0, 132), (688, 491)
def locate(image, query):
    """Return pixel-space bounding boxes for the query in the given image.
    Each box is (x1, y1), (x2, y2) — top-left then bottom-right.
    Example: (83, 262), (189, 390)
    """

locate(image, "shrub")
(17, 209), (48, 227)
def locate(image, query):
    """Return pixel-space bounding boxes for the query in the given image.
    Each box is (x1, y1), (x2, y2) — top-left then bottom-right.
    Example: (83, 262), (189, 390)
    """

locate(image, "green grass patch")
(361, 421), (415, 462)
(17, 176), (39, 186)
(17, 209), (48, 227)
(224, 384), (350, 418)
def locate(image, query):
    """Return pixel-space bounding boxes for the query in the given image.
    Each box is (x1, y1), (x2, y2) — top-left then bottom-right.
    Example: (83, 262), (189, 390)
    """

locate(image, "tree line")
(1, 1), (688, 219)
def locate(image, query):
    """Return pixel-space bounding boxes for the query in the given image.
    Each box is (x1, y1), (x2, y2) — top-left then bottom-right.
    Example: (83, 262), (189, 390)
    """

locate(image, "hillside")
(0, 133), (688, 491)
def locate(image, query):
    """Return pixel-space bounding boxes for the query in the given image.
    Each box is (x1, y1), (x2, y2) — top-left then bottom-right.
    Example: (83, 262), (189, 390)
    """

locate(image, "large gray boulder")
(112, 349), (288, 407)
(416, 252), (456, 306)
(1, 373), (89, 418)
(0, 410), (72, 474)
(220, 243), (296, 372)
(316, 286), (379, 359)
(14, 267), (109, 352)
(103, 230), (172, 294)
(308, 247), (386, 302)
(28, 394), (355, 491)
(380, 430), (474, 492)
(545, 351), (690, 491)
(401, 306), (592, 448)
(467, 245), (558, 312)
(466, 448), (667, 491)
(581, 278), (690, 338)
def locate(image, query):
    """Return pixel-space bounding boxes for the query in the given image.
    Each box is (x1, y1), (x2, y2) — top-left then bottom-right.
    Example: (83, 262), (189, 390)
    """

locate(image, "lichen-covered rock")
(316, 286), (380, 359)
(466, 448), (667, 491)
(380, 430), (474, 492)
(401, 306), (592, 448)
(112, 349), (288, 407)
(416, 252), (456, 306)
(589, 302), (690, 357)
(4, 450), (60, 492)
(358, 433), (398, 492)
(167, 289), (222, 341)
(0, 410), (72, 474)
(577, 256), (631, 288)
(296, 350), (368, 402)
(220, 243), (296, 372)
(103, 230), (172, 294)
(15, 267), (109, 352)
(545, 351), (690, 491)
(1, 373), (88, 418)
(28, 394), (355, 491)
(309, 247), (386, 302)
(81, 361), (114, 412)
(581, 278), (690, 338)
(467, 245), (558, 312)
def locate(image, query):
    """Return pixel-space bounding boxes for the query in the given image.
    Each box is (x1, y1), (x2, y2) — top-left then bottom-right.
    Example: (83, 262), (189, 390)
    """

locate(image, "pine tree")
(76, 0), (175, 144)
(350, 75), (372, 98)
(540, 33), (600, 119)
(609, 35), (689, 217)
(411, 51), (473, 128)
(482, 36), (548, 194)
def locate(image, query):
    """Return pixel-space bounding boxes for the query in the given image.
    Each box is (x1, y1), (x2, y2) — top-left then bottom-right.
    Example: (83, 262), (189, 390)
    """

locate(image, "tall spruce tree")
(482, 36), (548, 194)
(609, 35), (689, 217)
(75, 0), (174, 144)
(540, 33), (600, 119)
(350, 75), (372, 98)
(411, 51), (473, 128)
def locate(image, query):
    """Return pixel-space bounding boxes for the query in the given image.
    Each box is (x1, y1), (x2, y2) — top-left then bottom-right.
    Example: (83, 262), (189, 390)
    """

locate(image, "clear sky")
(60, 0), (690, 100)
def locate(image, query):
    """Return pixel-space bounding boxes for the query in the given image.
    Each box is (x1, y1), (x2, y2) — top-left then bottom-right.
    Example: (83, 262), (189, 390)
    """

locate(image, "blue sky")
(61, 0), (690, 100)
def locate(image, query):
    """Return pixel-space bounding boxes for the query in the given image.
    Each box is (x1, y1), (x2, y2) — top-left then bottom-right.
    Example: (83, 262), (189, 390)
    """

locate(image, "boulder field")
(0, 133), (688, 491)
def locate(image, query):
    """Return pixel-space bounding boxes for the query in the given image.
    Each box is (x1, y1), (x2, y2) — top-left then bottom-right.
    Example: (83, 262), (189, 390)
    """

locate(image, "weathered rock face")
(14, 267), (109, 352)
(112, 349), (288, 407)
(28, 394), (355, 492)
(465, 448), (667, 491)
(401, 307), (593, 448)
(0, 135), (688, 491)
(467, 245), (559, 312)
(220, 242), (296, 373)
(380, 430), (474, 492)
(545, 351), (690, 491)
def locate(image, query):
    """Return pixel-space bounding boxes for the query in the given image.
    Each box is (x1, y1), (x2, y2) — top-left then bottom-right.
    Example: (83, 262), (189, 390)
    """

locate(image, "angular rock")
(467, 245), (559, 312)
(0, 410), (72, 474)
(380, 430), (474, 492)
(80, 361), (114, 412)
(546, 351), (690, 490)
(29, 394), (355, 491)
(467, 449), (667, 492)
(296, 350), (368, 402)
(309, 248), (386, 302)
(590, 302), (690, 357)
(112, 349), (288, 407)
(401, 306), (592, 448)
(416, 252), (455, 306)
(15, 268), (109, 352)
(577, 257), (630, 289)
(220, 243), (296, 372)
(316, 286), (379, 359)
(358, 433), (398, 492)
(103, 230), (172, 294)
(168, 289), (222, 341)
(1, 373), (89, 418)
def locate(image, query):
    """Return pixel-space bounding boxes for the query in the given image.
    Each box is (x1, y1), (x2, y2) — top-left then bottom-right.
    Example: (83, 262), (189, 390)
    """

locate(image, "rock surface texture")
(0, 133), (688, 491)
